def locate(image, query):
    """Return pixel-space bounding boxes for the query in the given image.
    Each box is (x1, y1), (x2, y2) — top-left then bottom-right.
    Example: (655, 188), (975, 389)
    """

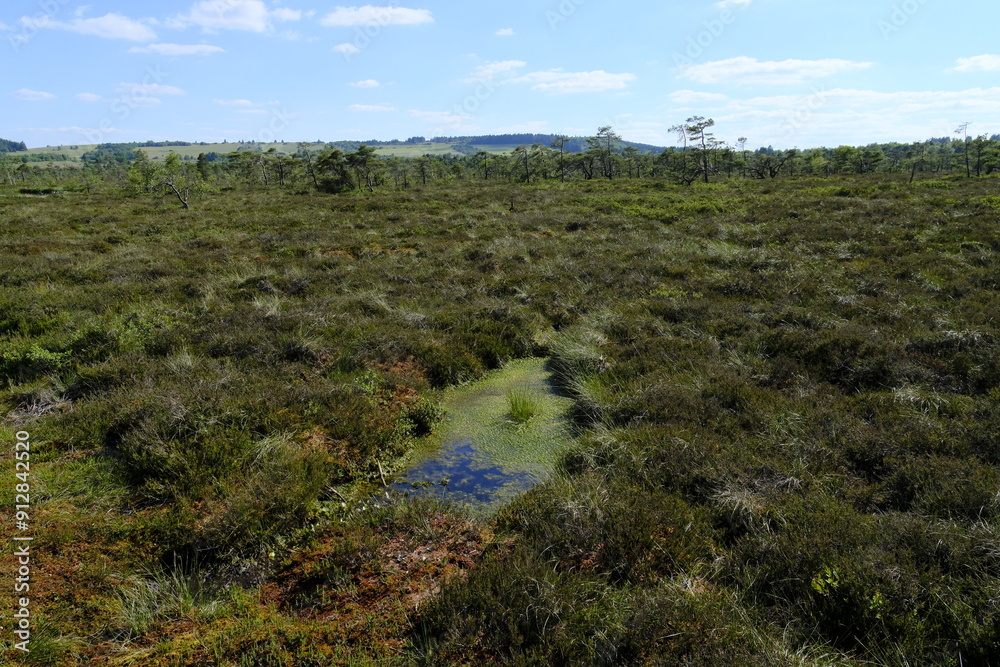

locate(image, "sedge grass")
(505, 386), (539, 424)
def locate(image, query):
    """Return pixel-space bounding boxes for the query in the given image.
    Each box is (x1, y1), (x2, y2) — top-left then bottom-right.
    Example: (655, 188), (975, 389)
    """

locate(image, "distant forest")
(0, 138), (28, 152)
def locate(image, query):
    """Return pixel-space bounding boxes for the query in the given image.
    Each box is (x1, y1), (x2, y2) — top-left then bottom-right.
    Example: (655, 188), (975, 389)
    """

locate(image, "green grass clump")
(505, 387), (539, 423)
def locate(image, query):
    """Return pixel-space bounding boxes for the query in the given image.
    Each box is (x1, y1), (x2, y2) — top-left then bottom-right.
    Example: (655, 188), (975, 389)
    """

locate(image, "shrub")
(0, 343), (71, 383)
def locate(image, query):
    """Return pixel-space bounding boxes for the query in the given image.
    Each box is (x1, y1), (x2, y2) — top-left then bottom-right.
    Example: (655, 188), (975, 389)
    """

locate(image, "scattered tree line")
(5, 120), (1000, 203)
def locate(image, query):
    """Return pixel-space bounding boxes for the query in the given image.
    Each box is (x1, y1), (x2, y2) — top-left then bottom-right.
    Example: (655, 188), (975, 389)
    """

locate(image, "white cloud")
(0, 21), (11, 31)
(214, 98), (255, 106)
(320, 6), (434, 27)
(333, 42), (360, 54)
(129, 43), (225, 55)
(663, 86), (1000, 149)
(349, 104), (395, 112)
(462, 62), (634, 94)
(510, 69), (637, 94)
(954, 55), (1000, 73)
(14, 89), (55, 101)
(271, 8), (303, 21)
(172, 0), (298, 32)
(465, 60), (526, 82)
(27, 12), (156, 41)
(236, 109), (270, 115)
(350, 79), (380, 88)
(116, 83), (185, 96)
(678, 57), (872, 85)
(496, 28), (514, 36)
(715, 0), (753, 8)
(75, 92), (102, 102)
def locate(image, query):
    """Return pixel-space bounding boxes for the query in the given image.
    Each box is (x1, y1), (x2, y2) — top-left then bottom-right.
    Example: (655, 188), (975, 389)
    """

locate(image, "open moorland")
(2, 171), (1000, 665)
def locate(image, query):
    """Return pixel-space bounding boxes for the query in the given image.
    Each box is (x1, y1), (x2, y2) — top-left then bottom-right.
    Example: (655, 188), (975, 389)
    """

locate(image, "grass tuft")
(505, 386), (539, 424)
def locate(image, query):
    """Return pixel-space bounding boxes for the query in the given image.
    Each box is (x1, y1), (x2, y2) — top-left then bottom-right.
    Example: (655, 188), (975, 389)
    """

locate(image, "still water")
(392, 437), (540, 505)
(389, 357), (575, 506)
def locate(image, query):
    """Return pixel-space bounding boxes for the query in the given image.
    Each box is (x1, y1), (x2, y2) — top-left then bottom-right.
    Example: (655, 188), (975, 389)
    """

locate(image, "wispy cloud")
(14, 89), (56, 101)
(510, 69), (637, 94)
(116, 82), (185, 97)
(333, 42), (360, 54)
(715, 0), (753, 9)
(129, 43), (225, 56)
(678, 56), (871, 85)
(464, 60), (526, 82)
(953, 55), (1000, 73)
(214, 99), (256, 106)
(75, 92), (103, 102)
(349, 104), (395, 112)
(25, 12), (156, 41)
(408, 109), (474, 131)
(350, 79), (381, 88)
(320, 6), (434, 27)
(462, 61), (635, 94)
(496, 28), (514, 36)
(663, 86), (1000, 147)
(20, 126), (145, 139)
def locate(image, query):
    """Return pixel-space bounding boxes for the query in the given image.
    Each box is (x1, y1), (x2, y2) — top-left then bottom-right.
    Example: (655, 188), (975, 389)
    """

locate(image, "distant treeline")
(9, 122), (1000, 192)
(79, 141), (194, 164)
(0, 138), (28, 152)
(18, 153), (70, 162)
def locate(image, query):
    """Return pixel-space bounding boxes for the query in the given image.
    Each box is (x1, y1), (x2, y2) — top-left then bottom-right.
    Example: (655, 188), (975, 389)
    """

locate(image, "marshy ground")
(2, 175), (1000, 664)
(393, 357), (575, 505)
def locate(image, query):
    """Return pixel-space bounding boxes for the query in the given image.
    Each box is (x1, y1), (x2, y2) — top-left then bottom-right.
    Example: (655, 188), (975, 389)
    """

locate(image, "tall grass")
(505, 387), (539, 423)
(112, 560), (226, 641)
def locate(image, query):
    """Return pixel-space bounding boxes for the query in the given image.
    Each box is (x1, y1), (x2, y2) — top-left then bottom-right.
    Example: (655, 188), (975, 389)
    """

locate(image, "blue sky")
(3, 0), (1000, 149)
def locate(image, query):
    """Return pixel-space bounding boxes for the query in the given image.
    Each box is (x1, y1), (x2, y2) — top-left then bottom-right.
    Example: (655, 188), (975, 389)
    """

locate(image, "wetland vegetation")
(2, 156), (1000, 664)
(394, 357), (575, 506)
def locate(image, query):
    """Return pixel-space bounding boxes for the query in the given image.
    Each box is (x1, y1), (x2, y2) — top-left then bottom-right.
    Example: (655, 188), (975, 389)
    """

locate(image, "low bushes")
(6, 176), (1000, 663)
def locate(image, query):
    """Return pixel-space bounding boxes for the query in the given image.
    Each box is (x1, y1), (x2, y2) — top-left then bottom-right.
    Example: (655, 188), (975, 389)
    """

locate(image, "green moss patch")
(396, 357), (575, 503)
